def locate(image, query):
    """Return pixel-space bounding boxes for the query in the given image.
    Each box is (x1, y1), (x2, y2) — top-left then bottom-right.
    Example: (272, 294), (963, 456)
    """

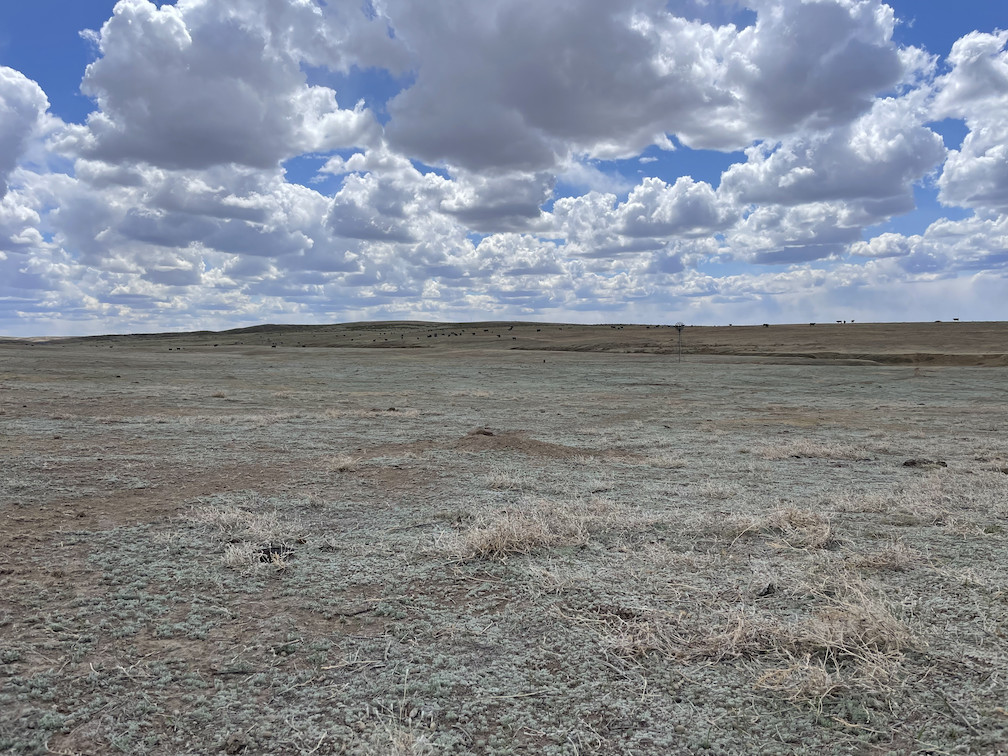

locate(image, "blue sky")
(0, 0), (1006, 336)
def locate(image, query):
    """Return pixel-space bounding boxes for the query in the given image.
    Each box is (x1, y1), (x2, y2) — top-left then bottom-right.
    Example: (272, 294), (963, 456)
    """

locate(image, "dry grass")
(327, 454), (360, 473)
(848, 539), (921, 571)
(832, 490), (890, 513)
(449, 497), (590, 559)
(325, 407), (421, 419)
(704, 506), (836, 550)
(643, 451), (688, 469)
(447, 495), (636, 560)
(585, 568), (915, 707)
(190, 498), (298, 543)
(833, 468), (1008, 534)
(189, 493), (305, 574)
(759, 575), (915, 705)
(695, 480), (740, 500)
(755, 438), (871, 461)
(765, 507), (837, 549)
(482, 464), (530, 491)
(5, 338), (1007, 755)
(754, 653), (846, 706)
(221, 541), (291, 574)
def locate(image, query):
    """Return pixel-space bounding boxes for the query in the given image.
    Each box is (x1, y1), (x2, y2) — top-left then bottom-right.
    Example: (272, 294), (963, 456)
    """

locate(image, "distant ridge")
(3, 320), (1006, 366)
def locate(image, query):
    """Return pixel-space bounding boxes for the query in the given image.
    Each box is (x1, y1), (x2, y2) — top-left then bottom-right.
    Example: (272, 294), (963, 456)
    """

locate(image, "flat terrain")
(2, 323), (1007, 754)
(8, 319), (1007, 366)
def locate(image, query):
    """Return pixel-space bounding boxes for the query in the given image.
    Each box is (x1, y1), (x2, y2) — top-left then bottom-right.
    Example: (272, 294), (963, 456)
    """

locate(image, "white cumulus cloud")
(0, 68), (49, 196)
(72, 0), (379, 169)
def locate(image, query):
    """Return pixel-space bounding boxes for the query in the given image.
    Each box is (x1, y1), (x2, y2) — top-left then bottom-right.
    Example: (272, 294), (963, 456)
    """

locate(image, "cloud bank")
(1, 0), (1006, 335)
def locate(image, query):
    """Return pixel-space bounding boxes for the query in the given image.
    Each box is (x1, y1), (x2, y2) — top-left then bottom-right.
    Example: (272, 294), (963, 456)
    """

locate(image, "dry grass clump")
(756, 577), (914, 704)
(327, 454), (360, 473)
(586, 569), (914, 707)
(592, 604), (781, 664)
(696, 480), (740, 500)
(765, 507), (836, 549)
(451, 497), (590, 559)
(221, 541), (291, 575)
(705, 506), (835, 549)
(172, 412), (300, 428)
(482, 464), (530, 491)
(326, 406), (421, 419)
(794, 578), (913, 658)
(832, 490), (890, 513)
(754, 653), (845, 705)
(189, 493), (305, 572)
(848, 468), (1008, 532)
(448, 495), (633, 560)
(848, 539), (921, 571)
(755, 438), (870, 461)
(357, 719), (434, 756)
(192, 505), (275, 539)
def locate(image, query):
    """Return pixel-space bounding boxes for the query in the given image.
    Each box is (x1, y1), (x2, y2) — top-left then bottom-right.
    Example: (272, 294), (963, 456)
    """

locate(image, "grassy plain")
(1, 321), (1007, 754)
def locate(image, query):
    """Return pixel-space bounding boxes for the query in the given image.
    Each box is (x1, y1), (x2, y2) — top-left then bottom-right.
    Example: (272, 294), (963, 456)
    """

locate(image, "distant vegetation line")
(2, 320), (1006, 366)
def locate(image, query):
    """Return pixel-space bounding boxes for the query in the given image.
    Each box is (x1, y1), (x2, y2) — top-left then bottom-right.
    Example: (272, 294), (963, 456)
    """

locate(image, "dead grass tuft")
(704, 506), (836, 549)
(842, 468), (1008, 532)
(190, 493), (305, 570)
(327, 454), (360, 473)
(482, 464), (529, 491)
(447, 495), (637, 560)
(754, 653), (846, 706)
(756, 439), (871, 461)
(221, 541), (290, 574)
(832, 491), (889, 513)
(848, 539), (920, 571)
(645, 451), (688, 469)
(696, 480), (739, 500)
(452, 497), (590, 559)
(584, 569), (915, 706)
(766, 507), (836, 549)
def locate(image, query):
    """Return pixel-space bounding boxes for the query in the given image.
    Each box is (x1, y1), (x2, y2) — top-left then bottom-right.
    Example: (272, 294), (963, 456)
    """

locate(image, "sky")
(0, 0), (1006, 336)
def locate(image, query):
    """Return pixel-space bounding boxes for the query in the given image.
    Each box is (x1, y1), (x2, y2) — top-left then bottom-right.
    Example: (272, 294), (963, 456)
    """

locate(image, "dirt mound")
(455, 427), (584, 458)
